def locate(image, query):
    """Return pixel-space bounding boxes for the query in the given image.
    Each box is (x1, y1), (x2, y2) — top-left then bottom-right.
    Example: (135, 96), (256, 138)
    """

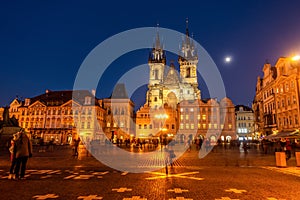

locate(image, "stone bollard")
(275, 152), (287, 168)
(296, 152), (300, 167)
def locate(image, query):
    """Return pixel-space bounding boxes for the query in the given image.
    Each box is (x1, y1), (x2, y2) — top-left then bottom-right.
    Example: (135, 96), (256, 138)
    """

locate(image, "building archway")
(210, 135), (217, 145)
(226, 136), (232, 143)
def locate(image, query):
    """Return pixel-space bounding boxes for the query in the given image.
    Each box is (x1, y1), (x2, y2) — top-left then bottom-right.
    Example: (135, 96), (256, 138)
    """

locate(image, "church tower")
(148, 31), (166, 86)
(147, 31), (166, 108)
(178, 19), (199, 90)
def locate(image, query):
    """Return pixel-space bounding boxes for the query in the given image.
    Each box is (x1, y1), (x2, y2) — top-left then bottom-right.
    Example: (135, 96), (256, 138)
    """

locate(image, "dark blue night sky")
(1, 1), (300, 109)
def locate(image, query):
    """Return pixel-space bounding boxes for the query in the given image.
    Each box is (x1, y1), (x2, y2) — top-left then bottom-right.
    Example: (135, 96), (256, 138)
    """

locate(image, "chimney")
(91, 89), (96, 96)
(24, 98), (31, 106)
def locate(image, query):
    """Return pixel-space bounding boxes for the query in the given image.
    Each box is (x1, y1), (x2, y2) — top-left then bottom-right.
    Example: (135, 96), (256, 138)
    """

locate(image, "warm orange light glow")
(154, 114), (169, 119)
(292, 55), (300, 61)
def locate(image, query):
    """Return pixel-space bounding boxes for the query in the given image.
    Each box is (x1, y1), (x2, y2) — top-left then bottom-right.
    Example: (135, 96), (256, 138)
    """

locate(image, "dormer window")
(24, 98), (31, 106)
(84, 96), (92, 105)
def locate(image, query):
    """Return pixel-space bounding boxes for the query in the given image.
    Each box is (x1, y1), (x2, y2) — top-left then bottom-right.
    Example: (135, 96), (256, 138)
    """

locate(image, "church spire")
(148, 26), (166, 64)
(186, 18), (189, 37)
(155, 25), (161, 50)
(179, 19), (197, 61)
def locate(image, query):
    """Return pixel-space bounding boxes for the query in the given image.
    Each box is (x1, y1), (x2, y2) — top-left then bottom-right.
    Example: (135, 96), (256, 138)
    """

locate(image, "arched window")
(186, 67), (191, 78)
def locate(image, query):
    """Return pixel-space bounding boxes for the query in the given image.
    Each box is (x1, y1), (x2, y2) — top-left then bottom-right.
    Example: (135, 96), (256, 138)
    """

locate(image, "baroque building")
(8, 86), (135, 144)
(136, 24), (236, 142)
(235, 105), (255, 139)
(253, 57), (300, 136)
(9, 90), (106, 144)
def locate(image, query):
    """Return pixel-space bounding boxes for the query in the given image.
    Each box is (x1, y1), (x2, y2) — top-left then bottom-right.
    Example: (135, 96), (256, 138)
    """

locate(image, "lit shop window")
(180, 123), (184, 129)
(185, 124), (189, 129)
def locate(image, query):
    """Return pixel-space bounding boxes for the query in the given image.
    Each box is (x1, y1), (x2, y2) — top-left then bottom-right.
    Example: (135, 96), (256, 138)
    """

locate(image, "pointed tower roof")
(178, 19), (197, 62)
(185, 18), (189, 37)
(111, 83), (129, 99)
(148, 26), (166, 64)
(155, 24), (162, 50)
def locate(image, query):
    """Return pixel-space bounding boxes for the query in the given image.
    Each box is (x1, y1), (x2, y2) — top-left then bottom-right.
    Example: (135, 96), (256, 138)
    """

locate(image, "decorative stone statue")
(1, 107), (19, 127)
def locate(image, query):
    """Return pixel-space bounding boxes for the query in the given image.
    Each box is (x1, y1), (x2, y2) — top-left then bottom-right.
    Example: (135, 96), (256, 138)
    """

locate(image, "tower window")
(154, 69), (159, 80)
(186, 67), (191, 78)
(154, 97), (158, 102)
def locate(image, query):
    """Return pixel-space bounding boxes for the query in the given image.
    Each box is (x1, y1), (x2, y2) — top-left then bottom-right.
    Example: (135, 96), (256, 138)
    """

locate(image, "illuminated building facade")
(103, 83), (135, 142)
(235, 105), (255, 139)
(9, 90), (106, 144)
(0, 107), (3, 121)
(253, 57), (300, 136)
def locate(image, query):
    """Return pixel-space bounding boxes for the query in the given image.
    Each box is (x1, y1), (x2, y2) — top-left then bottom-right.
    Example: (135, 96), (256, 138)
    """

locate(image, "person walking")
(285, 138), (292, 160)
(14, 130), (32, 180)
(8, 133), (19, 179)
(73, 138), (80, 157)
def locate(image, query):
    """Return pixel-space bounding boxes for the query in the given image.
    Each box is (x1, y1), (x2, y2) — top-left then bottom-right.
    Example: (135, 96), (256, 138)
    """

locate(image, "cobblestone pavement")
(0, 144), (299, 200)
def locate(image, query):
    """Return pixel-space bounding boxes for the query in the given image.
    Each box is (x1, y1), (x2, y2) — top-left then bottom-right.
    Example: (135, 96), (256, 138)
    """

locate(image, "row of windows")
(107, 122), (126, 128)
(19, 116), (96, 122)
(179, 114), (233, 123)
(20, 109), (98, 116)
(278, 115), (298, 127)
(139, 114), (151, 118)
(81, 122), (91, 129)
(238, 123), (253, 128)
(180, 114), (219, 121)
(264, 96), (298, 113)
(179, 123), (232, 130)
(179, 107), (219, 113)
(277, 96), (297, 109)
(138, 124), (175, 129)
(237, 128), (249, 134)
(113, 109), (127, 115)
(21, 122), (74, 129)
(237, 116), (252, 120)
(263, 81), (295, 100)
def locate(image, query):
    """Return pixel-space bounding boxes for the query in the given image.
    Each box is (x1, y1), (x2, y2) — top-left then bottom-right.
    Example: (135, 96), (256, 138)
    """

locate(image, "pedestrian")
(285, 138), (292, 160)
(205, 138), (210, 152)
(279, 138), (286, 152)
(73, 138), (80, 156)
(8, 133), (19, 179)
(48, 138), (54, 152)
(14, 130), (33, 180)
(242, 142), (248, 154)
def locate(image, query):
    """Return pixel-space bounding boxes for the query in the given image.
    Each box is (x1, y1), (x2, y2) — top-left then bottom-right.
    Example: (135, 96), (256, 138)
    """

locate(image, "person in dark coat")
(285, 138), (292, 160)
(8, 133), (19, 179)
(14, 130), (32, 180)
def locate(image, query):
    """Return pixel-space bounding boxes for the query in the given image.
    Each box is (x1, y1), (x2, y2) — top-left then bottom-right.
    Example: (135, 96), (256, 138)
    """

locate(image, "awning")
(265, 131), (300, 139)
(285, 131), (300, 138)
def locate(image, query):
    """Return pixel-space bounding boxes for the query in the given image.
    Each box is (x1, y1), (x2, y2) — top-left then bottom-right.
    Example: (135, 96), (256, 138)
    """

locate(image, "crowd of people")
(5, 130), (300, 180)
